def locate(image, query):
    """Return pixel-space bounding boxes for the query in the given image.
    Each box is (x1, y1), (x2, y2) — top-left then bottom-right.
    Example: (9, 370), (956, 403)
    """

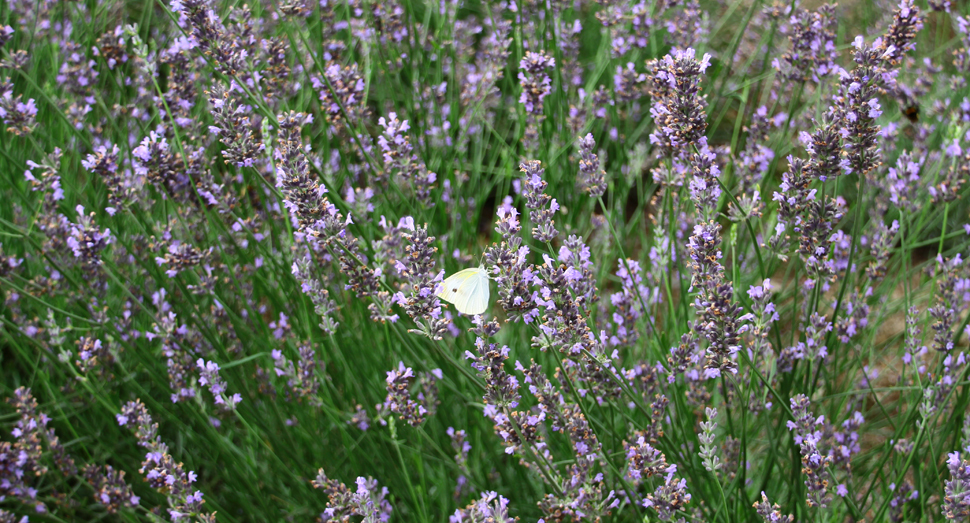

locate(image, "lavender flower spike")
(577, 133), (607, 198)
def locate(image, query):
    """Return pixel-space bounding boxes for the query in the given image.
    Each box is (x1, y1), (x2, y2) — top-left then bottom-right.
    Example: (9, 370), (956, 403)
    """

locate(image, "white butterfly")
(437, 266), (490, 315)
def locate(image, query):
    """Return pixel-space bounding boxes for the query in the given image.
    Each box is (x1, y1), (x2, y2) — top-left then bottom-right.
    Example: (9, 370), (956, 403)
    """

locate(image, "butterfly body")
(437, 266), (490, 315)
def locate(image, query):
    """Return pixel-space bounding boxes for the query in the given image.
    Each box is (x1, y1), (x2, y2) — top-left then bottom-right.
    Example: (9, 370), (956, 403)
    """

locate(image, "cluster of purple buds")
(207, 83), (265, 168)
(447, 427), (471, 499)
(82, 143), (138, 214)
(117, 399), (216, 522)
(518, 51), (555, 115)
(772, 6), (837, 83)
(577, 133), (607, 198)
(778, 312), (832, 372)
(457, 20), (511, 110)
(746, 280), (779, 367)
(291, 250), (339, 334)
(67, 205), (112, 269)
(275, 111), (378, 297)
(929, 255), (963, 353)
(646, 48), (711, 156)
(518, 51), (555, 150)
(829, 37), (886, 179)
(687, 137), (722, 221)
(272, 345), (321, 405)
(685, 221), (750, 378)
(613, 62), (645, 102)
(558, 235), (597, 306)
(483, 202), (539, 323)
(753, 491), (793, 522)
(643, 472), (692, 520)
(930, 133), (969, 203)
(944, 450), (970, 519)
(626, 436), (673, 481)
(520, 161), (559, 243)
(2, 388), (79, 514)
(449, 491), (516, 523)
(132, 130), (195, 201)
(311, 469), (393, 522)
(787, 394), (831, 508)
(76, 336), (115, 376)
(879, 0), (923, 69)
(82, 464), (140, 514)
(379, 362), (441, 426)
(0, 79), (38, 135)
(377, 113), (420, 180)
(465, 320), (535, 456)
(397, 222), (450, 340)
(610, 259), (652, 348)
(312, 62), (367, 128)
(173, 0), (246, 76)
(196, 358), (242, 411)
(154, 239), (211, 278)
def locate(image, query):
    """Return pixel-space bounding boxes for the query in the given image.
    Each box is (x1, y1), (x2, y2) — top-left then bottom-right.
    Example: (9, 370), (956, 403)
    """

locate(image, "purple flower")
(196, 358), (242, 410)
(577, 133), (607, 198)
(943, 450), (970, 519)
(772, 6), (837, 83)
(117, 399), (216, 522)
(520, 161), (559, 243)
(517, 51), (555, 115)
(312, 470), (393, 522)
(646, 47), (711, 155)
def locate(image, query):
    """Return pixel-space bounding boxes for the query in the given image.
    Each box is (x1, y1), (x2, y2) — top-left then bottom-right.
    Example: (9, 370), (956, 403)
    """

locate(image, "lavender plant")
(1, 0), (969, 522)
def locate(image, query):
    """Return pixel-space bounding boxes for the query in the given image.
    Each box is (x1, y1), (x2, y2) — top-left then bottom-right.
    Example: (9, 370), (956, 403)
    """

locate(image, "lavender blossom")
(379, 362), (440, 426)
(83, 464), (140, 513)
(450, 491), (515, 523)
(626, 436), (672, 480)
(272, 345), (321, 405)
(117, 399), (216, 522)
(207, 83), (265, 168)
(173, 0), (246, 76)
(76, 336), (116, 376)
(646, 48), (712, 156)
(518, 51), (555, 115)
(275, 111), (378, 297)
(943, 450), (970, 520)
(879, 0), (923, 68)
(398, 223), (449, 339)
(82, 143), (140, 213)
(643, 472), (692, 520)
(686, 221), (750, 378)
(312, 62), (367, 128)
(787, 394), (831, 507)
(772, 6), (837, 83)
(447, 427), (472, 499)
(377, 112), (421, 181)
(520, 161), (559, 243)
(687, 137), (722, 221)
(829, 37), (885, 178)
(311, 469), (393, 522)
(196, 358), (242, 411)
(518, 51), (555, 150)
(0, 79), (38, 135)
(577, 133), (607, 198)
(67, 205), (112, 268)
(483, 202), (539, 323)
(2, 388), (79, 514)
(753, 491), (793, 522)
(929, 255), (962, 353)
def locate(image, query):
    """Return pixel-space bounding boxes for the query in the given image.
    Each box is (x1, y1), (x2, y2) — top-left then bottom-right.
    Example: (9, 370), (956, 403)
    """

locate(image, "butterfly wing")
(438, 268), (482, 306)
(438, 267), (490, 315)
(457, 269), (489, 315)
